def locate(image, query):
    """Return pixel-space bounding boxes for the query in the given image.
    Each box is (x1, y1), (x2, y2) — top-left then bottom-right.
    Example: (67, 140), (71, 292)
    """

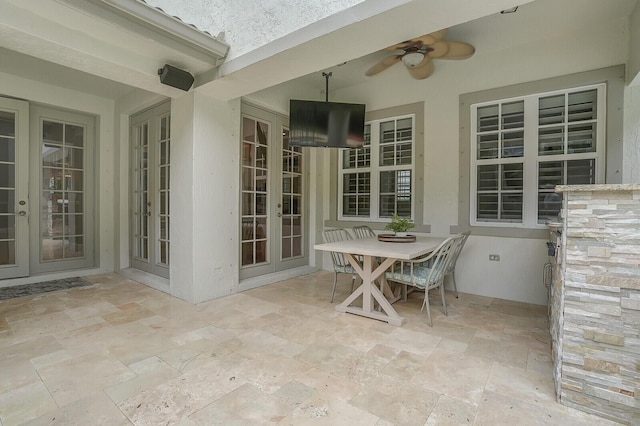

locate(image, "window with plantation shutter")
(471, 84), (605, 228)
(339, 114), (415, 221)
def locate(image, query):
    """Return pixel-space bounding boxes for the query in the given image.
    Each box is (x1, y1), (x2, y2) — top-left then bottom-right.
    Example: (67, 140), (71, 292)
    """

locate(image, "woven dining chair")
(385, 234), (464, 326)
(446, 231), (470, 298)
(322, 228), (359, 303)
(352, 225), (376, 239)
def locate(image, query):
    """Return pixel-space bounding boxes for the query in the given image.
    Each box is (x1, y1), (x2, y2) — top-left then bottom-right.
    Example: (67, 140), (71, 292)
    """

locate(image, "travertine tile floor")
(0, 272), (621, 425)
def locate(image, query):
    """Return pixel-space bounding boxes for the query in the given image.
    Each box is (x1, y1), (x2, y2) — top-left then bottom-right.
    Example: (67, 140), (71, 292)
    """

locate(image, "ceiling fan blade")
(426, 41), (449, 58)
(407, 56), (434, 80)
(365, 55), (402, 76)
(385, 41), (411, 51)
(440, 41), (475, 59)
(412, 29), (448, 46)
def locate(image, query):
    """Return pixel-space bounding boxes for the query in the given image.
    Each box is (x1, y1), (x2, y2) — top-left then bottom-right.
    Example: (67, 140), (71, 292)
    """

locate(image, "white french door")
(129, 102), (171, 278)
(240, 103), (308, 280)
(0, 98), (29, 279)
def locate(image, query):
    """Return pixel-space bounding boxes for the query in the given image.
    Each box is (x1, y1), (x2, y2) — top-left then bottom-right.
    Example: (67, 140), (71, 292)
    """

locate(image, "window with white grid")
(339, 114), (414, 221)
(470, 84), (605, 228)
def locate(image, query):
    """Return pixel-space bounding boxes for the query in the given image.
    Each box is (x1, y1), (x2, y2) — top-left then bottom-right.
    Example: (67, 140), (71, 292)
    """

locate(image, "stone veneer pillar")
(552, 184), (640, 424)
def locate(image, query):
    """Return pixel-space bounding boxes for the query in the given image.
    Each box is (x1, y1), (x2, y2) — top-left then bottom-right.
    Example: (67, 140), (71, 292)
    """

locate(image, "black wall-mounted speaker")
(158, 64), (194, 91)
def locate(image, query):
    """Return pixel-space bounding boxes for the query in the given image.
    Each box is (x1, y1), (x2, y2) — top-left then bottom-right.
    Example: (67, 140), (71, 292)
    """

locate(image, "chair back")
(387, 234), (464, 290)
(352, 225), (376, 239)
(322, 229), (354, 270)
(446, 231), (470, 274)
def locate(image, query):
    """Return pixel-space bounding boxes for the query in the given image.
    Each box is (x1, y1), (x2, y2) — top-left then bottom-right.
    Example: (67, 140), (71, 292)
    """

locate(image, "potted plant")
(385, 213), (414, 236)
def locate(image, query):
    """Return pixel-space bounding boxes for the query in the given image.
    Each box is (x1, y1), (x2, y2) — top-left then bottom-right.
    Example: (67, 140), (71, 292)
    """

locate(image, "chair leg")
(421, 289), (433, 327)
(351, 275), (356, 293)
(330, 272), (338, 303)
(452, 271), (459, 298)
(440, 283), (448, 316)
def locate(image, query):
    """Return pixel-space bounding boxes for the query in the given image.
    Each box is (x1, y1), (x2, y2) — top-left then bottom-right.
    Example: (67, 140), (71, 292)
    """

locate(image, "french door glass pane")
(133, 123), (149, 261)
(157, 114), (170, 267)
(0, 111), (16, 266)
(281, 127), (303, 260)
(40, 119), (85, 261)
(241, 116), (269, 266)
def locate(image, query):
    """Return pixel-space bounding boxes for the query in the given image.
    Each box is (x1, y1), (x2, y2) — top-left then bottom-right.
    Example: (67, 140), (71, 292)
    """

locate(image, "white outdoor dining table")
(314, 236), (445, 326)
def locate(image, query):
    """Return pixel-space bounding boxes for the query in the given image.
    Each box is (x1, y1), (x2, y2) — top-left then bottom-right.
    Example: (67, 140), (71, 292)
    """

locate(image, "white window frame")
(338, 113), (416, 222)
(470, 83), (606, 229)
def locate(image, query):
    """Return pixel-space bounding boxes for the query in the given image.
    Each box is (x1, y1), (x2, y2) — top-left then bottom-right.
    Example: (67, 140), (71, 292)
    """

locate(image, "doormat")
(0, 277), (92, 301)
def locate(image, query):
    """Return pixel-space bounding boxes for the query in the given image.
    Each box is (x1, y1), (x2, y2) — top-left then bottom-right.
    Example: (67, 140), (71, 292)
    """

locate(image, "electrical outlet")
(489, 254), (500, 261)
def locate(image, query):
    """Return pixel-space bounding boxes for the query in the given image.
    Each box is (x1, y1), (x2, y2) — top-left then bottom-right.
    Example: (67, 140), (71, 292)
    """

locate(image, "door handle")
(18, 211), (28, 217)
(277, 213), (282, 217)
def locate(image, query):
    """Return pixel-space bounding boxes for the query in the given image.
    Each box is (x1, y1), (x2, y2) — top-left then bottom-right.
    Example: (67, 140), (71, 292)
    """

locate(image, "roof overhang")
(57, 0), (229, 65)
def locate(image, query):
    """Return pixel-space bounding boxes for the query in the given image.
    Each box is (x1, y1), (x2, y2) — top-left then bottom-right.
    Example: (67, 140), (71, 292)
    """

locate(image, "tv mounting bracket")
(322, 72), (332, 102)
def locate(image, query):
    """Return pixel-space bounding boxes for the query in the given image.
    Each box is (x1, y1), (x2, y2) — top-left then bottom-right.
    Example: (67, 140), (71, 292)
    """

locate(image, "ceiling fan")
(365, 29), (475, 80)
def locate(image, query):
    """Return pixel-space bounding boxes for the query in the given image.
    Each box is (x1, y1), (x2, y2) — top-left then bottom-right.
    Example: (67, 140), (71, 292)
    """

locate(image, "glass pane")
(343, 195), (357, 216)
(539, 95), (565, 125)
(502, 194), (523, 220)
(502, 163), (523, 190)
(343, 149), (357, 169)
(242, 142), (254, 166)
(242, 193), (254, 215)
(256, 169), (267, 192)
(502, 101), (524, 129)
(43, 121), (63, 143)
(256, 146), (268, 168)
(292, 236), (302, 257)
(396, 142), (412, 165)
(502, 131), (523, 157)
(0, 189), (14, 214)
(539, 126), (564, 155)
(282, 217), (291, 237)
(0, 111), (15, 137)
(0, 216), (15, 239)
(0, 240), (16, 265)
(0, 137), (15, 163)
(256, 217), (267, 239)
(242, 167), (254, 191)
(0, 164), (15, 188)
(343, 174), (357, 194)
(538, 161), (563, 190)
(255, 193), (267, 215)
(380, 145), (395, 166)
(567, 159), (595, 185)
(243, 117), (255, 143)
(160, 141), (167, 164)
(568, 89), (597, 122)
(567, 123), (596, 153)
(160, 192), (166, 215)
(255, 240), (266, 263)
(241, 218), (253, 241)
(42, 144), (63, 167)
(477, 134), (498, 159)
(65, 124), (84, 147)
(282, 237), (291, 259)
(477, 105), (499, 132)
(64, 147), (83, 169)
(292, 176), (301, 194)
(67, 236), (84, 258)
(396, 118), (412, 141)
(160, 216), (167, 239)
(257, 122), (269, 145)
(380, 171), (395, 193)
(291, 195), (301, 215)
(66, 193), (84, 214)
(282, 196), (291, 215)
(477, 165), (498, 191)
(539, 192), (562, 222)
(293, 217), (301, 236)
(379, 195), (395, 217)
(380, 121), (395, 143)
(477, 194), (498, 220)
(64, 171), (83, 191)
(357, 195), (370, 216)
(160, 117), (168, 141)
(241, 242), (253, 266)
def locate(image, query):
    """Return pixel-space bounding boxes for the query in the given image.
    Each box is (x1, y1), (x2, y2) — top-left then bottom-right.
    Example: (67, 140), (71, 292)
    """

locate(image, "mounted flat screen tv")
(289, 99), (365, 148)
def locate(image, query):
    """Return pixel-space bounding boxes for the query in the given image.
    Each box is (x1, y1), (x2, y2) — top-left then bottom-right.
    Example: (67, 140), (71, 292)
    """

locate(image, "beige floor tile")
(465, 335), (530, 369)
(22, 392), (130, 426)
(0, 359), (40, 395)
(105, 356), (180, 404)
(350, 372), (441, 425)
(0, 382), (57, 426)
(425, 394), (478, 425)
(485, 363), (556, 406)
(37, 352), (136, 407)
(416, 347), (493, 405)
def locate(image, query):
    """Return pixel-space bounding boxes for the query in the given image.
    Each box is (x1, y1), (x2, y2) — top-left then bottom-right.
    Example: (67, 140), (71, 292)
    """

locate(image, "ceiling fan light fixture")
(402, 52), (425, 67)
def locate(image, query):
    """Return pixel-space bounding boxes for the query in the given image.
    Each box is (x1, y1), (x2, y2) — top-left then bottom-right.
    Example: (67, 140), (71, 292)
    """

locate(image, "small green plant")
(385, 213), (414, 234)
